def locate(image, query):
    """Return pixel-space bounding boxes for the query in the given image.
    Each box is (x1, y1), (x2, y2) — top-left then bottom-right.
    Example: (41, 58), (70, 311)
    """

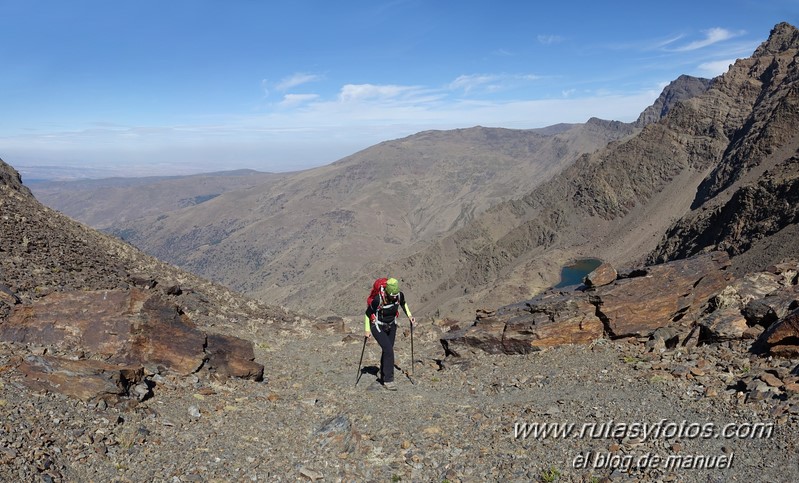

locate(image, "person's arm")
(400, 292), (415, 326)
(364, 314), (370, 336)
(364, 298), (377, 337)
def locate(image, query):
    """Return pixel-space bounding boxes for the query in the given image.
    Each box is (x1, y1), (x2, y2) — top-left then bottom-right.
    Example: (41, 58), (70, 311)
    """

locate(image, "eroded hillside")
(351, 22), (799, 321)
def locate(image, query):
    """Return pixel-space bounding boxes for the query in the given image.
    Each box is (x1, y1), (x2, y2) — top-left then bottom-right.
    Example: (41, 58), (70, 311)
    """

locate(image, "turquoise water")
(554, 258), (603, 288)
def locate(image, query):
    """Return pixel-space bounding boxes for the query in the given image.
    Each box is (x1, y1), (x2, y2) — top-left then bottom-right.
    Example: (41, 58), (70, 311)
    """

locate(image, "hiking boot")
(383, 381), (397, 391)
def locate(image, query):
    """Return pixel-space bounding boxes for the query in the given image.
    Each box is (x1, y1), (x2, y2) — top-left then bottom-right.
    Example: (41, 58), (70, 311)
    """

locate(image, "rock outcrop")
(0, 156), (300, 405)
(0, 288), (264, 401)
(442, 253), (799, 359)
(648, 22), (799, 266)
(441, 293), (603, 355)
(442, 252), (731, 354)
(591, 251), (732, 338)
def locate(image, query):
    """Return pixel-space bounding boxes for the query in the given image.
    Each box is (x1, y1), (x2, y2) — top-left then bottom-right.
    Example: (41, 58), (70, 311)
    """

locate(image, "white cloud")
(275, 73), (322, 91)
(279, 93), (320, 107)
(449, 73), (541, 94)
(652, 34), (686, 50)
(337, 84), (419, 102)
(449, 74), (501, 93)
(672, 27), (741, 52)
(3, 76), (661, 175)
(697, 59), (735, 77)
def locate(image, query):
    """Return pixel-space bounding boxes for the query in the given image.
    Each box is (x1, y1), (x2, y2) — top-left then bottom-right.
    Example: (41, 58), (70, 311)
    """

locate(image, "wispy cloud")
(537, 34), (564, 45)
(448, 73), (541, 94)
(3, 84), (661, 174)
(338, 84), (422, 102)
(670, 27), (743, 52)
(280, 93), (320, 107)
(652, 34), (686, 50)
(697, 59), (735, 77)
(449, 74), (501, 93)
(276, 73), (323, 91)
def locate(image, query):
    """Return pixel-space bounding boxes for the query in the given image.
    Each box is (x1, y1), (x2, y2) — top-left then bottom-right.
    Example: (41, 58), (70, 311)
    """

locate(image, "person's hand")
(409, 316), (416, 327)
(365, 331), (371, 339)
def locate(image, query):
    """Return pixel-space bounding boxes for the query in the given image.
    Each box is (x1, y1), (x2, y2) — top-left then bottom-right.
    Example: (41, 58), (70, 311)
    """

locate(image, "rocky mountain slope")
(36, 75), (714, 319)
(39, 121), (641, 315)
(0, 159), (296, 333)
(2, 155), (799, 483)
(647, 24), (799, 272)
(346, 22), (799, 322)
(31, 169), (287, 230)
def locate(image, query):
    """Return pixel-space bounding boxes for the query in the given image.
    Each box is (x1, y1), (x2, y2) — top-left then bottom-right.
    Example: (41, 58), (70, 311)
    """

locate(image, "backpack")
(367, 277), (388, 307)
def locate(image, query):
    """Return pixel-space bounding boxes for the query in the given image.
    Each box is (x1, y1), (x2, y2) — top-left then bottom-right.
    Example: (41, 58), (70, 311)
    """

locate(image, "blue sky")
(1, 1), (796, 178)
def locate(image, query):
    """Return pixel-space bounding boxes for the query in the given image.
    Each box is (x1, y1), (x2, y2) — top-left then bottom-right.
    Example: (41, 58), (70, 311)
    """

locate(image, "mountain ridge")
(342, 22), (799, 321)
(33, 73), (713, 318)
(46, 121), (642, 315)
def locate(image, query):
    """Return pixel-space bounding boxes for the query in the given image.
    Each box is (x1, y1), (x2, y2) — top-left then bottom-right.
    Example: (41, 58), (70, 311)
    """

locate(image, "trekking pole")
(410, 322), (415, 376)
(355, 336), (367, 387)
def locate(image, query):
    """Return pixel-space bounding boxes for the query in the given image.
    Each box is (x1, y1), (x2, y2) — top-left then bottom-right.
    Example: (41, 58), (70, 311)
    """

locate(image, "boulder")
(206, 333), (264, 381)
(584, 262), (617, 288)
(0, 288), (265, 400)
(696, 271), (783, 341)
(755, 307), (799, 357)
(2, 289), (206, 375)
(645, 326), (682, 351)
(15, 355), (144, 403)
(441, 292), (603, 355)
(589, 251), (732, 338)
(743, 284), (799, 327)
(699, 307), (750, 341)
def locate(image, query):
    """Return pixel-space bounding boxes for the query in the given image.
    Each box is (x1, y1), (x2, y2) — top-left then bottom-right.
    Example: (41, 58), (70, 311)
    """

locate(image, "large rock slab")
(14, 355), (144, 403)
(755, 307), (799, 357)
(207, 333), (264, 381)
(590, 252), (733, 338)
(2, 289), (206, 375)
(584, 262), (617, 288)
(126, 293), (207, 375)
(0, 289), (265, 401)
(441, 292), (603, 355)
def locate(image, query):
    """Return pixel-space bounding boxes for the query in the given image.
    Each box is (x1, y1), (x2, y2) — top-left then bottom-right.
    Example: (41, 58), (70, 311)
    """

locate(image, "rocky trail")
(2, 314), (797, 482)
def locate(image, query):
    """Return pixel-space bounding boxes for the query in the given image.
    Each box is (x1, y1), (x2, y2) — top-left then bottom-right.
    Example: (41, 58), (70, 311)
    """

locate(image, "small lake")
(554, 258), (603, 288)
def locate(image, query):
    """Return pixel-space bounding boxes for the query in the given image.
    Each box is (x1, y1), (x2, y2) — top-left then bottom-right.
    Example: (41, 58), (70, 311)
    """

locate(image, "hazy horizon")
(2, 1), (796, 178)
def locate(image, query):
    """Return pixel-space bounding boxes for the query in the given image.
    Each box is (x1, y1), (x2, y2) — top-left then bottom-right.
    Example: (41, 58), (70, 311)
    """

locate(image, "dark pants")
(370, 321), (396, 383)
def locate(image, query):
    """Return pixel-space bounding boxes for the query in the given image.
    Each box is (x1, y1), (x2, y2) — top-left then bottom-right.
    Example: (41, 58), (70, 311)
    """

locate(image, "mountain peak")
(634, 75), (713, 127)
(754, 22), (799, 56)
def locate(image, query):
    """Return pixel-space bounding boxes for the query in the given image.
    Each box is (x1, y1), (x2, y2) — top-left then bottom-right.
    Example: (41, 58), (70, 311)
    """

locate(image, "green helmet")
(385, 278), (400, 296)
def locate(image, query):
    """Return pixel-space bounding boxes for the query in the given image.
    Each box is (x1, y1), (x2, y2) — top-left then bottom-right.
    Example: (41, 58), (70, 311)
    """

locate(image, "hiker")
(364, 277), (415, 390)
